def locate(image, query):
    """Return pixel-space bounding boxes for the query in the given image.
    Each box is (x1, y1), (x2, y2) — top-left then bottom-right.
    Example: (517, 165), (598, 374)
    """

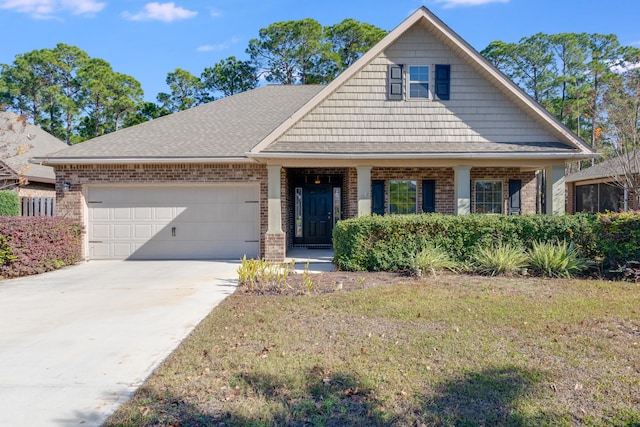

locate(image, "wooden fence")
(21, 197), (56, 217)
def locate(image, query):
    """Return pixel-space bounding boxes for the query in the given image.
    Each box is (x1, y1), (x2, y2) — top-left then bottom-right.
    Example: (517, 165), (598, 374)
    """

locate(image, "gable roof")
(566, 152), (640, 183)
(39, 7), (595, 167)
(0, 112), (68, 183)
(39, 85), (324, 164)
(249, 6), (595, 160)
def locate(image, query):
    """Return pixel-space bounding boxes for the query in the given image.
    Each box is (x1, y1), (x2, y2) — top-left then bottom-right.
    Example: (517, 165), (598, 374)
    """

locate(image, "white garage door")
(87, 185), (259, 260)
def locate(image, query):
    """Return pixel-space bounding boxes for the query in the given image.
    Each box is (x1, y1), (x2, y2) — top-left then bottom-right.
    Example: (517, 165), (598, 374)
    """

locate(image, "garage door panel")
(236, 205), (259, 221)
(113, 208), (132, 220)
(88, 186), (260, 260)
(113, 224), (132, 239)
(90, 207), (110, 220)
(133, 224), (154, 239)
(152, 207), (173, 220)
(91, 224), (110, 240)
(133, 207), (153, 220)
(90, 243), (110, 259)
(114, 243), (136, 258)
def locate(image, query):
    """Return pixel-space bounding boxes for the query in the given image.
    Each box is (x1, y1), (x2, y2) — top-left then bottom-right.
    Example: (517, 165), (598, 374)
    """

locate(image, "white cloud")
(197, 37), (240, 52)
(63, 0), (104, 15)
(0, 0), (104, 19)
(431, 0), (509, 8)
(123, 2), (197, 22)
(612, 62), (640, 73)
(209, 8), (221, 18)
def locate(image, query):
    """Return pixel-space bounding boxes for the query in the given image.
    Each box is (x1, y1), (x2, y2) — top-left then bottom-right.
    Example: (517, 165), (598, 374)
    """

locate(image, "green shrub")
(595, 212), (640, 270)
(333, 214), (597, 272)
(0, 236), (17, 267)
(527, 240), (588, 278)
(0, 217), (83, 278)
(0, 190), (20, 216)
(412, 244), (459, 276)
(470, 242), (528, 276)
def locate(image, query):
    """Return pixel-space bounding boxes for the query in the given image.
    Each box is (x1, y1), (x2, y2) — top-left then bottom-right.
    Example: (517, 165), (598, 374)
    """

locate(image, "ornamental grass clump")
(470, 242), (527, 276)
(237, 256), (294, 293)
(411, 244), (459, 276)
(527, 240), (589, 278)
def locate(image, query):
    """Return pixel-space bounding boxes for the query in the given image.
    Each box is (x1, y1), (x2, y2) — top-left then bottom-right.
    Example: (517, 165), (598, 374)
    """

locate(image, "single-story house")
(1, 111), (68, 197)
(36, 7), (595, 262)
(566, 153), (640, 213)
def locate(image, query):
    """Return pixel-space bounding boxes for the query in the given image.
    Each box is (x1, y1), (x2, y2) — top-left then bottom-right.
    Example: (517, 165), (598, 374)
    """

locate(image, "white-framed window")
(409, 66), (430, 99)
(389, 180), (417, 214)
(475, 180), (503, 214)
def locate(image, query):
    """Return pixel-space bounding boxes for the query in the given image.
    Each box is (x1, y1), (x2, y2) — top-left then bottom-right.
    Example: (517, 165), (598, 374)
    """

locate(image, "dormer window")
(409, 66), (430, 99)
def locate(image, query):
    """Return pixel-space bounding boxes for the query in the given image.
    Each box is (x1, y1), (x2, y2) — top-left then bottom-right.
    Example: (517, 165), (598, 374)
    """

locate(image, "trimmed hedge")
(0, 190), (20, 216)
(333, 213), (599, 272)
(595, 212), (640, 270)
(0, 217), (83, 278)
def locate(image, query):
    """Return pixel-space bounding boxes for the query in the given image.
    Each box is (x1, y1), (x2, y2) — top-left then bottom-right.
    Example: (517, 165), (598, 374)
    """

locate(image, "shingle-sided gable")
(253, 7), (594, 160)
(262, 22), (580, 156)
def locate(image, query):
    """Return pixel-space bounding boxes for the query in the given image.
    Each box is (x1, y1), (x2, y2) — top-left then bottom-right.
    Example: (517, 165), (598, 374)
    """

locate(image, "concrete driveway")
(0, 260), (239, 426)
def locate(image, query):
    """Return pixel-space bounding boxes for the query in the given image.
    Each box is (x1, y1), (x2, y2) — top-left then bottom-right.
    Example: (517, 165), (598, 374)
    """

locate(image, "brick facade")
(55, 163), (269, 257)
(54, 163), (540, 262)
(470, 168), (537, 215)
(371, 167), (456, 214)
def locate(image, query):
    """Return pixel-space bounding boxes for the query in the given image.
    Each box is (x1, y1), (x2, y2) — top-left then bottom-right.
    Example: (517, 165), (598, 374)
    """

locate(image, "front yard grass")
(107, 275), (640, 426)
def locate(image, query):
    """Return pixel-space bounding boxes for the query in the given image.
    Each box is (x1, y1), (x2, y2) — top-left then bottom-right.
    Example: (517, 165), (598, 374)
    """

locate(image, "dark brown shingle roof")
(44, 85), (324, 161)
(0, 112), (68, 182)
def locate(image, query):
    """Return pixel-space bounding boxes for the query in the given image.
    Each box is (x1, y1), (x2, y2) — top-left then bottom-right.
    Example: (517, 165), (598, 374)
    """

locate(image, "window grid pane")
(409, 66), (429, 99)
(389, 180), (417, 215)
(475, 180), (503, 214)
(410, 83), (429, 98)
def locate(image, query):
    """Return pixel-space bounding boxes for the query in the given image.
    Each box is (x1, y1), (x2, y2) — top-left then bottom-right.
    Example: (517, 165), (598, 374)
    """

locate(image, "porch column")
(454, 165), (472, 215)
(357, 165), (372, 217)
(545, 164), (565, 215)
(265, 165), (285, 262)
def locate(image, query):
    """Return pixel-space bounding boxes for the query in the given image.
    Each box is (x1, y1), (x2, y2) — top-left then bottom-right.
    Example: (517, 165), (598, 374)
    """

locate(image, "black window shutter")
(422, 180), (436, 213)
(388, 65), (403, 100)
(508, 179), (522, 215)
(435, 64), (450, 100)
(372, 180), (385, 215)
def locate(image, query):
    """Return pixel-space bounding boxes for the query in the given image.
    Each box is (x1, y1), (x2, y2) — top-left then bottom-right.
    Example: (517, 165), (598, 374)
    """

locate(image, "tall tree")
(201, 56), (258, 98)
(486, 34), (557, 107)
(247, 18), (329, 84)
(109, 72), (143, 132)
(601, 46), (640, 208)
(51, 43), (89, 144)
(123, 102), (171, 128)
(157, 68), (205, 112)
(583, 34), (622, 154)
(325, 18), (387, 71)
(77, 58), (116, 138)
(76, 58), (143, 139)
(1, 44), (142, 143)
(1, 49), (52, 124)
(548, 33), (589, 129)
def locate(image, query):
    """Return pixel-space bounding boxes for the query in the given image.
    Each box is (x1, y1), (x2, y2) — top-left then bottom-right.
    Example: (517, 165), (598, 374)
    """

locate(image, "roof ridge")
(249, 6), (594, 157)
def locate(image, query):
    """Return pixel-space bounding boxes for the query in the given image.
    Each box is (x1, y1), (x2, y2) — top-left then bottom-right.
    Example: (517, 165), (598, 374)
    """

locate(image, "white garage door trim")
(86, 184), (260, 260)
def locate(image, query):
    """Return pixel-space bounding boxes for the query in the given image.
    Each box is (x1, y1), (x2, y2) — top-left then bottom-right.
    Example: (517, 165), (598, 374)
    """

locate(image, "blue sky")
(1, 0), (639, 102)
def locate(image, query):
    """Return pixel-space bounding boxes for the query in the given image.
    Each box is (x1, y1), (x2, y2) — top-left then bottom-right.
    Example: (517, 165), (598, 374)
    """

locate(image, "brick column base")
(264, 232), (286, 263)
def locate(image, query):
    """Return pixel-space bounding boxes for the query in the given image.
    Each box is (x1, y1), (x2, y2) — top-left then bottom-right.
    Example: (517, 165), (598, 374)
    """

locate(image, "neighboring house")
(566, 154), (640, 213)
(0, 112), (68, 197)
(36, 7), (595, 262)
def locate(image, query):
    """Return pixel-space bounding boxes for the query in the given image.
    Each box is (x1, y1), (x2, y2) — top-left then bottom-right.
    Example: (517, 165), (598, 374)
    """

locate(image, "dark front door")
(303, 184), (332, 245)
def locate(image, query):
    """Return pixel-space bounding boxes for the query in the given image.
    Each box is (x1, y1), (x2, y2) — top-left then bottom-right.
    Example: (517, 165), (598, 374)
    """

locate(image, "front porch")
(263, 164), (567, 262)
